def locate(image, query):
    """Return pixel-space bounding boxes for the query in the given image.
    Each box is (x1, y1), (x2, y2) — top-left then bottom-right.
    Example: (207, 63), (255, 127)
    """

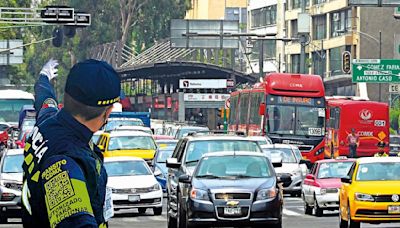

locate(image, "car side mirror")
(341, 176), (352, 184)
(154, 169), (162, 177)
(299, 159), (312, 170)
(178, 174), (191, 184)
(272, 161), (282, 168)
(305, 174), (315, 180)
(166, 158), (181, 169)
(97, 145), (105, 152)
(277, 175), (291, 183)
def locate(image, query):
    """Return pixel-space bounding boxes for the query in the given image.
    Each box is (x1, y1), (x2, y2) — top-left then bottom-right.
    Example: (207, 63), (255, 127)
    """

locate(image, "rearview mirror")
(178, 174), (191, 184)
(341, 176), (352, 184)
(154, 169), (162, 177)
(277, 175), (291, 183)
(259, 103), (266, 116)
(97, 145), (105, 152)
(166, 158), (181, 169)
(299, 159), (312, 170)
(272, 161), (282, 168)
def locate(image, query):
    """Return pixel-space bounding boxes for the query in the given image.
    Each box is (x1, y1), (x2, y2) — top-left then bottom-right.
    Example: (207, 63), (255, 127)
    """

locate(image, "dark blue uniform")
(22, 60), (120, 228)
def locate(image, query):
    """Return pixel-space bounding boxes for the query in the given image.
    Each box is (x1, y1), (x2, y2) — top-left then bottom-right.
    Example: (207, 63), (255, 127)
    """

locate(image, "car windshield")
(156, 141), (178, 148)
(265, 148), (297, 163)
(0, 99), (34, 123)
(156, 149), (174, 163)
(2, 154), (24, 173)
(356, 162), (400, 181)
(104, 119), (144, 131)
(317, 162), (354, 179)
(390, 136), (400, 145)
(185, 140), (261, 166)
(104, 160), (151, 176)
(195, 155), (272, 179)
(108, 136), (156, 150)
(265, 105), (325, 136)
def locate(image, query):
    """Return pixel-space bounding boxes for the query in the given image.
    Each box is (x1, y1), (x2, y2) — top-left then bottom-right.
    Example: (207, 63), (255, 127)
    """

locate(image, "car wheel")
(339, 205), (348, 228)
(138, 208), (147, 214)
(303, 195), (312, 215)
(0, 214), (7, 224)
(313, 197), (323, 217)
(348, 205), (360, 228)
(167, 202), (177, 228)
(177, 194), (187, 228)
(153, 207), (162, 216)
(271, 219), (282, 228)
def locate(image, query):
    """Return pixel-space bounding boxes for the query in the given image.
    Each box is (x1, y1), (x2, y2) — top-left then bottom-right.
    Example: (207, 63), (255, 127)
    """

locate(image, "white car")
(114, 125), (153, 135)
(0, 149), (24, 223)
(247, 136), (273, 146)
(261, 144), (307, 197)
(104, 156), (163, 215)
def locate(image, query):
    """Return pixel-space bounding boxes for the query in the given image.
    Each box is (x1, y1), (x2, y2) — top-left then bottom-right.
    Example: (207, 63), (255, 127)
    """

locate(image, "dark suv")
(166, 134), (266, 228)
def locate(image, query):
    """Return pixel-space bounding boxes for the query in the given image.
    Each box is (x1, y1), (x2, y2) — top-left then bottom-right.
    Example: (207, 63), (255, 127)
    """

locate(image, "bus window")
(266, 105), (295, 135)
(239, 93), (249, 125)
(330, 108), (340, 129)
(249, 92), (264, 125)
(229, 95), (238, 125)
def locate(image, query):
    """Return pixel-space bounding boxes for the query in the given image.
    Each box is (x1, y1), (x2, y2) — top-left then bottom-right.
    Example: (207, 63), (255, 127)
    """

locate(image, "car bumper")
(186, 197), (282, 226)
(316, 193), (339, 209)
(351, 201), (400, 222)
(0, 187), (22, 218)
(112, 190), (163, 209)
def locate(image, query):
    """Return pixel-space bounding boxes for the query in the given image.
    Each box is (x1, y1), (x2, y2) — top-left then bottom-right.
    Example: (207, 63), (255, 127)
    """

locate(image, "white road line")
(282, 208), (303, 217)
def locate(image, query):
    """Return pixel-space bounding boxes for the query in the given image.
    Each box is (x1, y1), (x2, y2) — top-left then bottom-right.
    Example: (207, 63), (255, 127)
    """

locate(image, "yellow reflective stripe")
(24, 142), (31, 152)
(28, 163), (34, 174)
(31, 171), (40, 182)
(99, 223), (107, 228)
(24, 153), (33, 165)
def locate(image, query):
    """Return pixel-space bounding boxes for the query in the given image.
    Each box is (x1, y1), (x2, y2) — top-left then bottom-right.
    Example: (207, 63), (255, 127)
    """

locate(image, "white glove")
(40, 59), (59, 80)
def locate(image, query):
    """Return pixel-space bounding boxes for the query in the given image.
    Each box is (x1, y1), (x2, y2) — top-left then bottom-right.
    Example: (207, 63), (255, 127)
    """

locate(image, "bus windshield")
(265, 96), (325, 136)
(0, 99), (34, 123)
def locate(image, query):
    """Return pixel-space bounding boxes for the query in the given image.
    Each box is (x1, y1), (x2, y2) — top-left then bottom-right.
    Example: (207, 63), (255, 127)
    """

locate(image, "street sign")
(389, 84), (400, 93)
(352, 59), (400, 83)
(65, 12), (91, 27)
(0, 40), (23, 65)
(40, 6), (75, 23)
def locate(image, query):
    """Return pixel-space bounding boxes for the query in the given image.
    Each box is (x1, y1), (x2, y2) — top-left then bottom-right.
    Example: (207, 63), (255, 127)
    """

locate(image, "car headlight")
(256, 187), (277, 201)
(150, 184), (161, 191)
(320, 188), (326, 195)
(190, 188), (210, 201)
(355, 193), (374, 202)
(0, 180), (21, 191)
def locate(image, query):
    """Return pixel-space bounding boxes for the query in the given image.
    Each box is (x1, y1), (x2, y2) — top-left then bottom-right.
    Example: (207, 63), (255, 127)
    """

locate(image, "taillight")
(1, 192), (15, 201)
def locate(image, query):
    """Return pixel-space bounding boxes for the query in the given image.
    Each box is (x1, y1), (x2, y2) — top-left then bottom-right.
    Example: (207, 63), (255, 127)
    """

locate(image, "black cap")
(377, 141), (386, 147)
(65, 59), (121, 107)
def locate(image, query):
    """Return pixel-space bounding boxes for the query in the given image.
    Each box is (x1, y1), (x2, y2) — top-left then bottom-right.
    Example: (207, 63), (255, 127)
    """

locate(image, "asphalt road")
(1, 196), (400, 228)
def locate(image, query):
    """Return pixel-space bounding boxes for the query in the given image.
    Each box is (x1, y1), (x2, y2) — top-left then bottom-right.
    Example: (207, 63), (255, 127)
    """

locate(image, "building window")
(251, 5), (277, 29)
(312, 52), (326, 77)
(251, 40), (277, 60)
(312, 15), (326, 40)
(291, 54), (300, 73)
(331, 9), (352, 37)
(313, 0), (326, 5)
(291, 20), (298, 38)
(291, 0), (309, 9)
(329, 46), (351, 76)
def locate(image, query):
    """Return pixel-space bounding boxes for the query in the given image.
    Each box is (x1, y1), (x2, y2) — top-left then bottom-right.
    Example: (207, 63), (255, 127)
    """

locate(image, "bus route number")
(374, 120), (386, 127)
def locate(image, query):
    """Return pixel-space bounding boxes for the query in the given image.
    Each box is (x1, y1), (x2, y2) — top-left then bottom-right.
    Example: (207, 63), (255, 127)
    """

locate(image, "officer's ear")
(104, 105), (114, 120)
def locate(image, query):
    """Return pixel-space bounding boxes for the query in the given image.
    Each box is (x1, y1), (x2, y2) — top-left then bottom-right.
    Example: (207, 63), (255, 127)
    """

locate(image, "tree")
(119, 0), (149, 47)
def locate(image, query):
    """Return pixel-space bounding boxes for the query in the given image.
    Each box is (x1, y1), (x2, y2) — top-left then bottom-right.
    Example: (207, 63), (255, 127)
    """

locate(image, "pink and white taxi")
(302, 157), (355, 216)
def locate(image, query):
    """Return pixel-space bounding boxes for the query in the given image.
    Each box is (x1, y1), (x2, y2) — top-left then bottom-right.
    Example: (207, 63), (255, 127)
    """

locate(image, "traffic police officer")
(22, 59), (120, 228)
(374, 141), (388, 157)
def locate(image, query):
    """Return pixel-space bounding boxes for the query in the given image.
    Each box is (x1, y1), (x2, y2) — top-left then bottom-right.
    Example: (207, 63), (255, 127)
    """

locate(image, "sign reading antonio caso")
(179, 79), (234, 89)
(352, 59), (400, 83)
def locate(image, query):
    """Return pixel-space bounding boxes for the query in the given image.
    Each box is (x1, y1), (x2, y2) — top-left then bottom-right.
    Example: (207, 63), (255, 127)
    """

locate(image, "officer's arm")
(34, 74), (59, 125)
(40, 155), (98, 228)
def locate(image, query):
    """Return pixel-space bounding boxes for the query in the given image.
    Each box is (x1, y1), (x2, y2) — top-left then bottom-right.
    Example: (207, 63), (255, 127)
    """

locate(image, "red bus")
(324, 97), (389, 158)
(229, 73), (326, 162)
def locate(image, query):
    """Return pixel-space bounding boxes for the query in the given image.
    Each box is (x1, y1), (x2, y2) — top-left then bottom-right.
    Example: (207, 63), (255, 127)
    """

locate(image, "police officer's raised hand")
(40, 59), (59, 80)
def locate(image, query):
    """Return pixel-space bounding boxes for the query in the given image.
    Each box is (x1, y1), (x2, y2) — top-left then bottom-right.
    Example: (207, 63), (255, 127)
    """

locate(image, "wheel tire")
(138, 208), (147, 214)
(339, 205), (348, 228)
(153, 207), (162, 216)
(271, 219), (282, 228)
(167, 201), (177, 228)
(0, 215), (7, 224)
(177, 194), (187, 228)
(303, 197), (313, 215)
(348, 206), (360, 228)
(313, 198), (323, 217)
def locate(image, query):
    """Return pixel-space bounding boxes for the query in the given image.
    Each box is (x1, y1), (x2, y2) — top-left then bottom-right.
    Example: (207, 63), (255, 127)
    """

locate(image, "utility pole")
(259, 40), (264, 79)
(299, 0), (307, 74)
(378, 30), (382, 102)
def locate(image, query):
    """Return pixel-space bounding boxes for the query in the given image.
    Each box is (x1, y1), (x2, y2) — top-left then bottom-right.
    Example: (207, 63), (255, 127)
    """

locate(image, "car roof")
(115, 126), (150, 130)
(357, 156), (400, 164)
(201, 151), (266, 158)
(108, 130), (152, 137)
(316, 158), (356, 163)
(185, 135), (254, 141)
(179, 126), (209, 129)
(247, 136), (268, 141)
(5, 148), (24, 155)
(104, 156), (144, 162)
(261, 144), (297, 149)
(156, 139), (178, 143)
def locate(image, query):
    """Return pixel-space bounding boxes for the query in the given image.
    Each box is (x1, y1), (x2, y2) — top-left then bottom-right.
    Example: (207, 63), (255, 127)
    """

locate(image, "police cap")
(377, 141), (386, 147)
(65, 59), (121, 107)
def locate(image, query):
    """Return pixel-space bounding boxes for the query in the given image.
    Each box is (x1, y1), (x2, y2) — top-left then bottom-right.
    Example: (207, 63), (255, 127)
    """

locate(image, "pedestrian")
(21, 59), (121, 228)
(374, 141), (388, 157)
(346, 128), (360, 158)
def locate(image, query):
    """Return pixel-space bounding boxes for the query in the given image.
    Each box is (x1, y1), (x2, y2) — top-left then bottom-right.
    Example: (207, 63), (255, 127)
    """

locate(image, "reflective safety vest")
(374, 152), (389, 157)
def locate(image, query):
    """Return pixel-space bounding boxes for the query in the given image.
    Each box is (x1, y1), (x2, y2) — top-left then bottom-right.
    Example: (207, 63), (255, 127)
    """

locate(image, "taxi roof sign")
(336, 156), (348, 160)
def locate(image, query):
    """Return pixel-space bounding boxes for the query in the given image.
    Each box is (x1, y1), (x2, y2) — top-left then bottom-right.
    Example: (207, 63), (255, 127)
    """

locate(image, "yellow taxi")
(96, 130), (157, 161)
(339, 157), (400, 228)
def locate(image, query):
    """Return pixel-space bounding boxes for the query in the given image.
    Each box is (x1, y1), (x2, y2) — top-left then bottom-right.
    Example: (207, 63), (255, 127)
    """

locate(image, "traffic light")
(52, 27), (63, 47)
(342, 51), (351, 74)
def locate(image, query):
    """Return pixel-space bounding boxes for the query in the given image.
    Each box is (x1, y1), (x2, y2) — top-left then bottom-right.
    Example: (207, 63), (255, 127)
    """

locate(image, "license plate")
(128, 195), (140, 202)
(388, 205), (400, 214)
(224, 207), (241, 215)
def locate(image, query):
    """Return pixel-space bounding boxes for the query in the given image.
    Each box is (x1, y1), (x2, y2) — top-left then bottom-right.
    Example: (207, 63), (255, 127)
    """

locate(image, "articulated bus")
(229, 73), (326, 163)
(324, 97), (389, 158)
(0, 90), (34, 126)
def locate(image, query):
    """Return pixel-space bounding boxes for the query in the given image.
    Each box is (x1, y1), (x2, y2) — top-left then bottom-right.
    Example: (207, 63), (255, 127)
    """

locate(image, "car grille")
(373, 195), (400, 202)
(214, 193), (251, 200)
(297, 145), (314, 152)
(216, 206), (250, 219)
(356, 209), (400, 218)
(113, 188), (152, 194)
(325, 188), (339, 194)
(113, 198), (162, 206)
